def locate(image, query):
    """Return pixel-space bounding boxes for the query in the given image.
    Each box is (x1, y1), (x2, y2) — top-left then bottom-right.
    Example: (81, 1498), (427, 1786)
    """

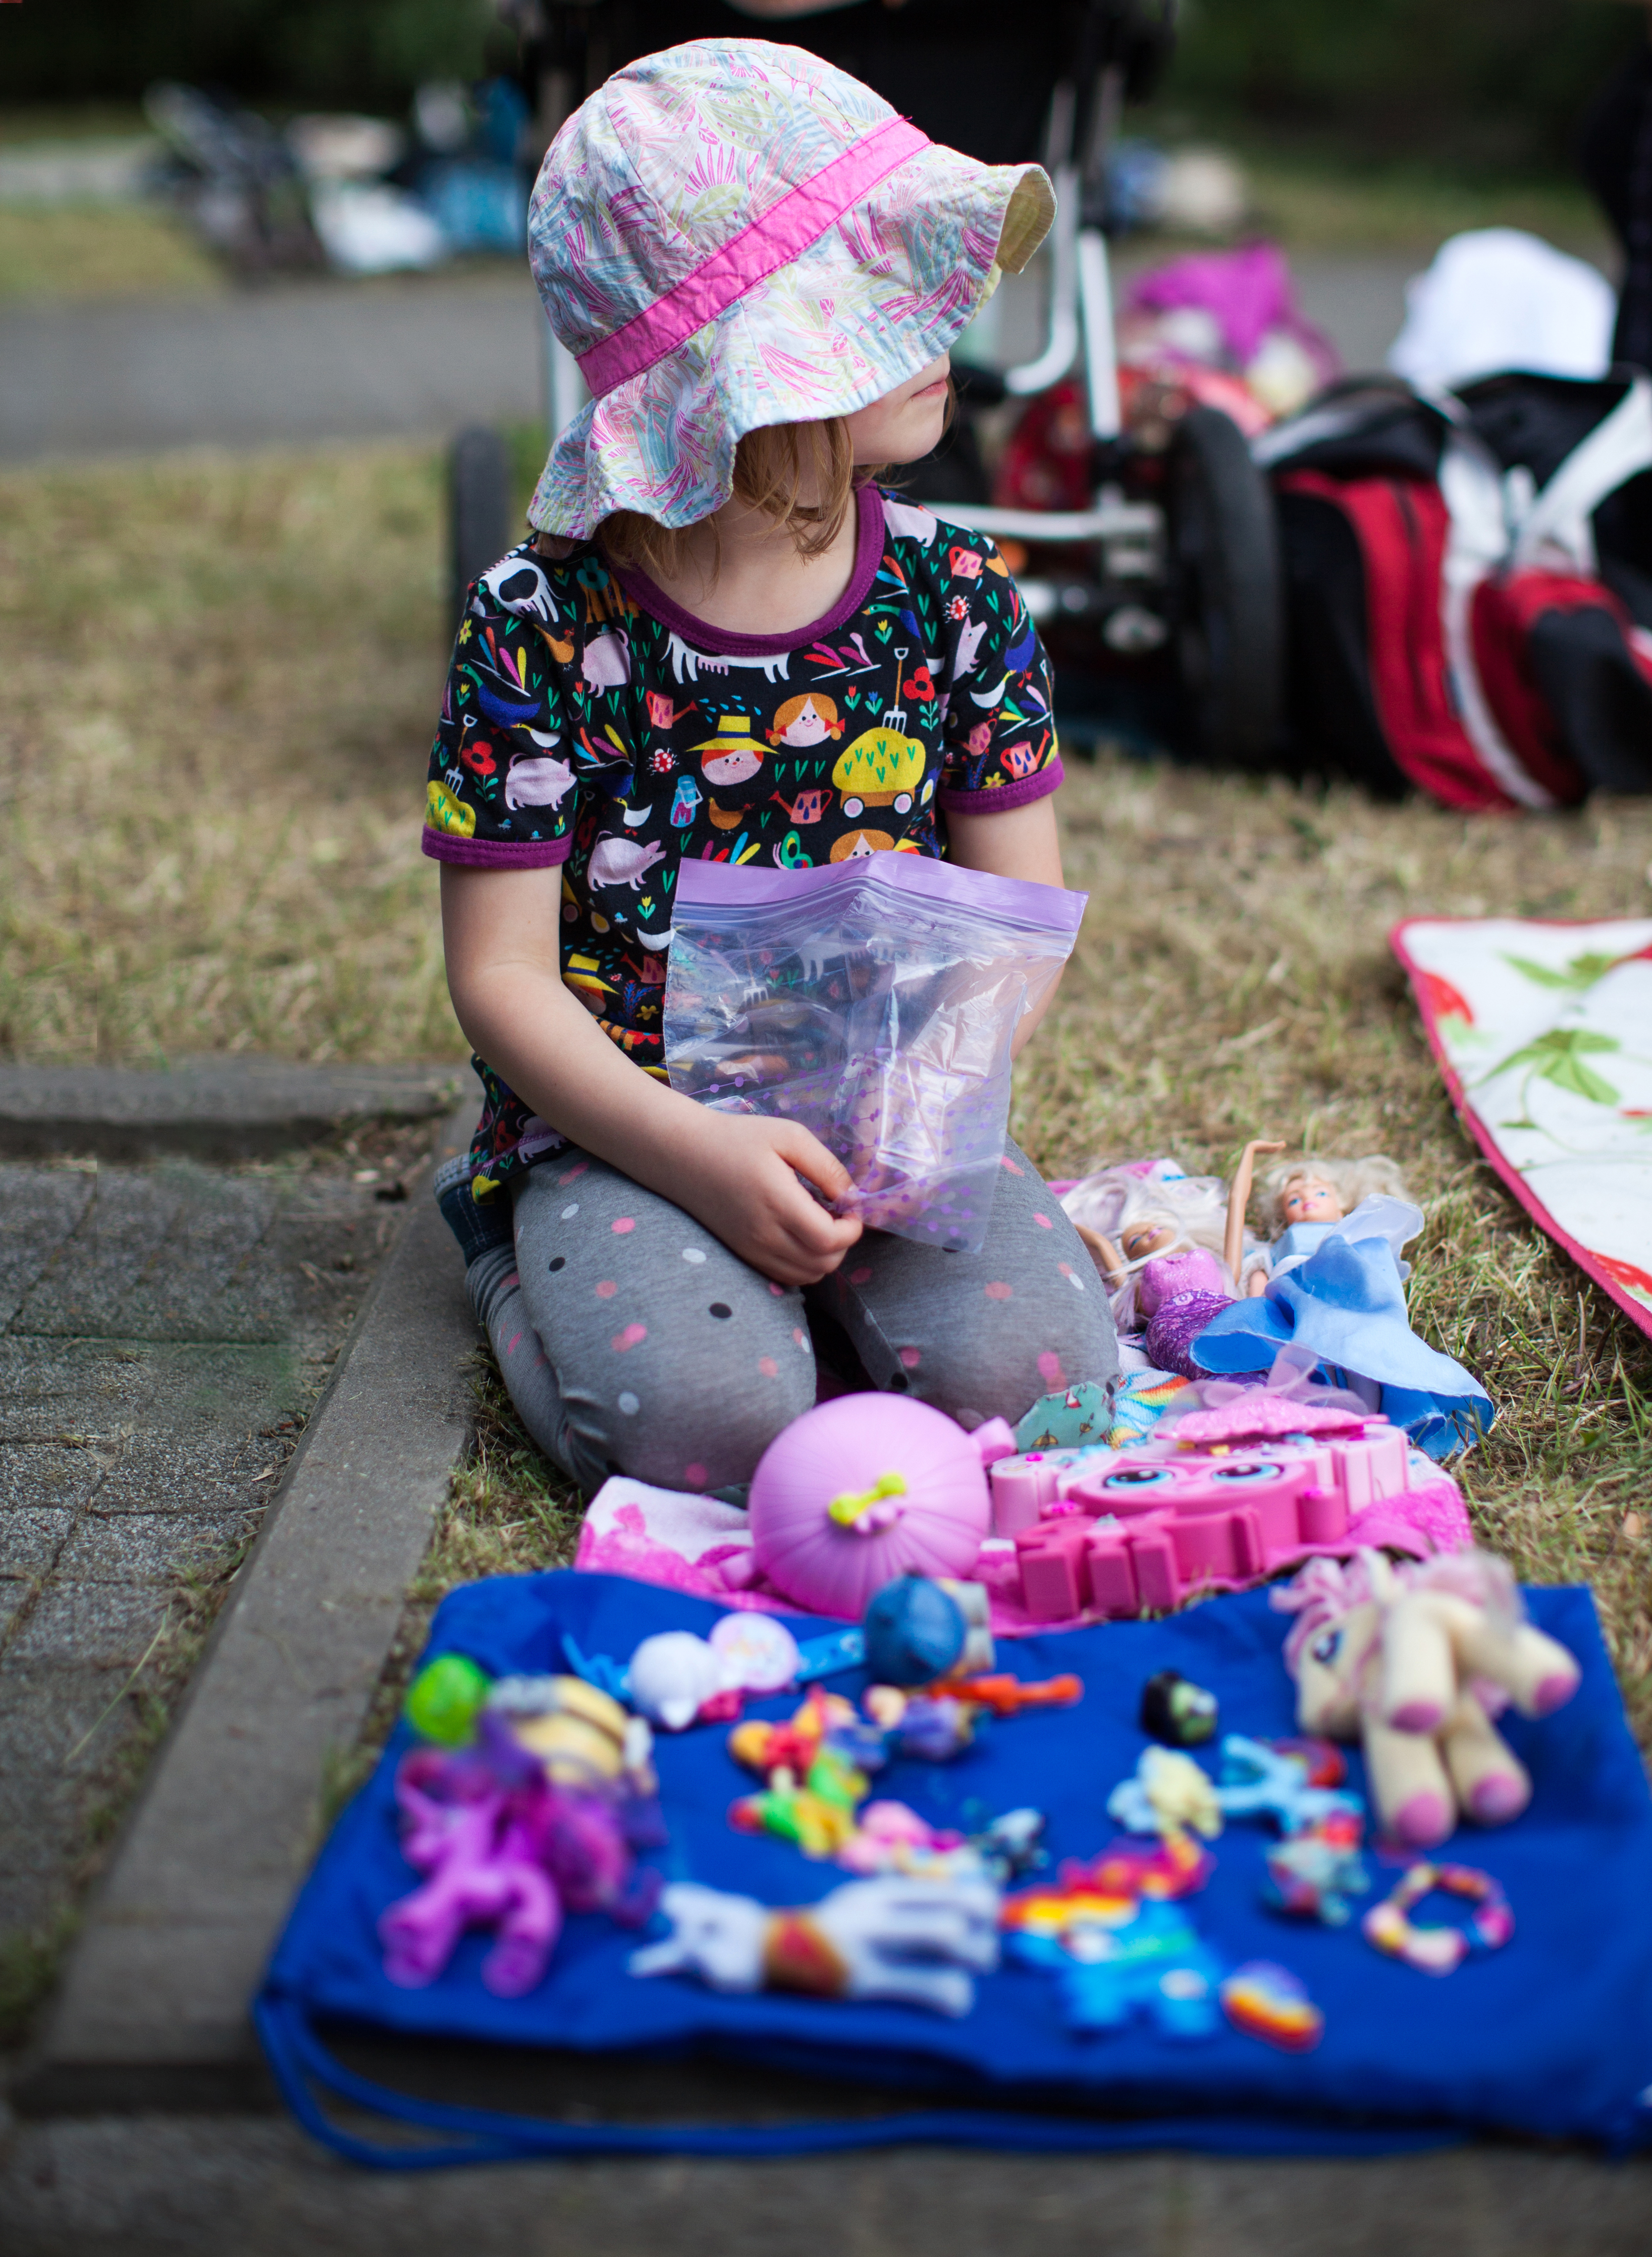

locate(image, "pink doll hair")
(1271, 1548), (1524, 1702)
(1258, 1154), (1409, 1236)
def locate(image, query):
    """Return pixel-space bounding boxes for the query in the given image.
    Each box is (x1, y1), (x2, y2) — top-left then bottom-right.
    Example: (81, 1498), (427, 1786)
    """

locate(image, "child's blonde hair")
(600, 420), (871, 582)
(595, 380), (952, 582)
(1259, 1153), (1409, 1235)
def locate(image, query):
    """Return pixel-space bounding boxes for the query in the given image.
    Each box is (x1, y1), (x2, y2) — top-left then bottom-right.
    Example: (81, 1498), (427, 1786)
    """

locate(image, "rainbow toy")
(1219, 1961), (1324, 2052)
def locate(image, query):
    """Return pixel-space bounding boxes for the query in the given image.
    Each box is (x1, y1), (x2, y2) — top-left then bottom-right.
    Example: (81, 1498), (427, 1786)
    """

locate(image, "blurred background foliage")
(0, 2), (1644, 176)
(1168, 0), (1645, 171)
(0, 1), (513, 115)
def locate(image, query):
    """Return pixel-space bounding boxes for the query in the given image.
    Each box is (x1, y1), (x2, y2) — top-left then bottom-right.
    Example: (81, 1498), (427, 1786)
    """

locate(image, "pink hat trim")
(576, 114), (930, 400)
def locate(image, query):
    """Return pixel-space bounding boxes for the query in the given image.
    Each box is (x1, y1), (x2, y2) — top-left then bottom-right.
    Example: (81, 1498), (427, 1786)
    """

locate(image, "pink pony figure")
(1270, 1549), (1580, 1847)
(379, 1738), (662, 1998)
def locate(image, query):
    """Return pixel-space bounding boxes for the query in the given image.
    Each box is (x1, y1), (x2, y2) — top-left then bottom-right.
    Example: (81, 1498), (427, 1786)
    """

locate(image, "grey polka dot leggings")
(466, 1139), (1119, 1497)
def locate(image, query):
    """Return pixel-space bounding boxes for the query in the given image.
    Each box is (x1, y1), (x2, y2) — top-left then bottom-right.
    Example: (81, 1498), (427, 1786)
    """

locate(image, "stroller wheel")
(1168, 407), (1284, 769)
(447, 425), (513, 631)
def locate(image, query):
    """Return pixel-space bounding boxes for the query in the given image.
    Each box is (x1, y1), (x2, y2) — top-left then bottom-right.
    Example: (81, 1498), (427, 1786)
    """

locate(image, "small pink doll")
(1066, 1145), (1277, 1331)
(1078, 1140), (1283, 1368)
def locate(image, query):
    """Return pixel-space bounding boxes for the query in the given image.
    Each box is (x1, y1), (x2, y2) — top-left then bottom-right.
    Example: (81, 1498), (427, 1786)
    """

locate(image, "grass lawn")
(4, 441), (1649, 1746)
(0, 204), (224, 302)
(0, 443), (461, 1065)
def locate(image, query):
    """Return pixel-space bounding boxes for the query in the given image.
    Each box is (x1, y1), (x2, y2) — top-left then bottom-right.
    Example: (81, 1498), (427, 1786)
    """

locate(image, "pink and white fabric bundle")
(524, 36), (1054, 534)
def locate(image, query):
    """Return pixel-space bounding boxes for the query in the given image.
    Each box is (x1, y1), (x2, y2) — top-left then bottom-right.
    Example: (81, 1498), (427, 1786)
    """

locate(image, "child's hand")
(675, 1112), (862, 1287)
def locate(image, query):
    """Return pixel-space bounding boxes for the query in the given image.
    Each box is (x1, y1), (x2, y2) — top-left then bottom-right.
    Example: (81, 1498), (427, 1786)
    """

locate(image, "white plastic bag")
(664, 856), (1084, 1253)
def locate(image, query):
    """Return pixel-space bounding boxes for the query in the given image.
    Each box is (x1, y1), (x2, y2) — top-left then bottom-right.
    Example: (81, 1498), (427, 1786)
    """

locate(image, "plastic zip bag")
(664, 856), (1085, 1253)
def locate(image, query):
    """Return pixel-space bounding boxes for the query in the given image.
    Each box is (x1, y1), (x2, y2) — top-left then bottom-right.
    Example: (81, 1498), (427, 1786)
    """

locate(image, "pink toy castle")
(987, 1402), (1469, 1626)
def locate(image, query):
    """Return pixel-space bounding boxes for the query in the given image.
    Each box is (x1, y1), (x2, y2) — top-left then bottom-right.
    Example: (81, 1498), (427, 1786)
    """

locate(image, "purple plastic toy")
(380, 1741), (662, 1998)
(1139, 1248), (1234, 1379)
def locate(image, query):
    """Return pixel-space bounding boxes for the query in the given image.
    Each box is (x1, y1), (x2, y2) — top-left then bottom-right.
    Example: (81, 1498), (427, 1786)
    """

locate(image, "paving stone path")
(0, 1153), (415, 1953)
(2, 2113), (1649, 2256)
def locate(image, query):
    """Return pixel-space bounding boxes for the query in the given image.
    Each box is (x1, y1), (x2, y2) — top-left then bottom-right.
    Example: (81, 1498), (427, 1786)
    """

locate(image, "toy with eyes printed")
(1272, 1550), (1580, 1847)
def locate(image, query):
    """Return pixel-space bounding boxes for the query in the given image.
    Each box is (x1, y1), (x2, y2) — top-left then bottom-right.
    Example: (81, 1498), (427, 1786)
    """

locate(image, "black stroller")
(450, 0), (1283, 767)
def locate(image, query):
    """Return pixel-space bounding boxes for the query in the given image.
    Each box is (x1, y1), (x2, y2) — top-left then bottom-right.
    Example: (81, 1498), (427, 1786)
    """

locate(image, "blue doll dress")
(1190, 1202), (1493, 1459)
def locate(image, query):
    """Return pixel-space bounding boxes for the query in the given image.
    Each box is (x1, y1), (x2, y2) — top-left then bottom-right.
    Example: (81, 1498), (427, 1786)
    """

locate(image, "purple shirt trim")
(613, 484), (885, 655)
(422, 829), (572, 869)
(937, 753), (1066, 816)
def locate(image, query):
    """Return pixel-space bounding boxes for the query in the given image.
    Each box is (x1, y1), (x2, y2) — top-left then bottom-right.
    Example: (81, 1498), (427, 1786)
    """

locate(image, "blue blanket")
(257, 1572), (1652, 2166)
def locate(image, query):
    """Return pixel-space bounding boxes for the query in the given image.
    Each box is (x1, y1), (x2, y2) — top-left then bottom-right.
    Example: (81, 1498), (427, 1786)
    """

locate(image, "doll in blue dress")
(1191, 1155), (1495, 1460)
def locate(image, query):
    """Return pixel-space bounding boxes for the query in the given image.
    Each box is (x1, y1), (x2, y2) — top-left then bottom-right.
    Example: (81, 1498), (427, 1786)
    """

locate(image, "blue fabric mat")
(257, 1573), (1652, 2166)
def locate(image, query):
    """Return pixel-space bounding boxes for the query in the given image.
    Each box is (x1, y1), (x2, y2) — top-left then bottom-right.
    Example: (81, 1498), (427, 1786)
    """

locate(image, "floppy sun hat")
(526, 35), (1054, 536)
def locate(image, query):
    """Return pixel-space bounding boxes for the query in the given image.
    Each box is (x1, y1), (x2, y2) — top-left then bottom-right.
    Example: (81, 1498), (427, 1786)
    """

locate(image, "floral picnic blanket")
(1393, 918), (1652, 1339)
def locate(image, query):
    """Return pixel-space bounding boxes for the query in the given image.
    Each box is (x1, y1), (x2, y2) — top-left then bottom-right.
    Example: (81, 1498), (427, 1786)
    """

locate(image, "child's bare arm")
(441, 864), (862, 1286)
(945, 795), (1069, 1056)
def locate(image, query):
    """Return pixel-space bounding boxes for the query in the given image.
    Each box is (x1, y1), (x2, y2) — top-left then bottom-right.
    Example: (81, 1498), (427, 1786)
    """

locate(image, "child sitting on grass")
(427, 36), (1116, 1496)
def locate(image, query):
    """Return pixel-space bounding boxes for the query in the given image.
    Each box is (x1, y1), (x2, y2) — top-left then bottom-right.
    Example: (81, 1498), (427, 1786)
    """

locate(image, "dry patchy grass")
(0, 442), (465, 1067)
(0, 204), (224, 302)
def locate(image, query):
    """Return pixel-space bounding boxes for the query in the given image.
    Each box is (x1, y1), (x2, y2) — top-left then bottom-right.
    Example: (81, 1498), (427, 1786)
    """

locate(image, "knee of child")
(929, 1279), (1118, 1431)
(596, 1336), (819, 1494)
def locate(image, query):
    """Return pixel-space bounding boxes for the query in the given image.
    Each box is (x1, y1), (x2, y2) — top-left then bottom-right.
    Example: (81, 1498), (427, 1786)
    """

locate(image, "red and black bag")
(1258, 372), (1652, 808)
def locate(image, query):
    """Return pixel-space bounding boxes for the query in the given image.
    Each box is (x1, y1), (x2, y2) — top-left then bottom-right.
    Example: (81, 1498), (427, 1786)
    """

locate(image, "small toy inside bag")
(664, 856), (1084, 1252)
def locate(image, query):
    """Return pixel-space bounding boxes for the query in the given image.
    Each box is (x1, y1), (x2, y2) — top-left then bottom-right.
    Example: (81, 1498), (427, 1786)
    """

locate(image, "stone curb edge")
(0, 1059), (472, 1164)
(12, 1103), (479, 2115)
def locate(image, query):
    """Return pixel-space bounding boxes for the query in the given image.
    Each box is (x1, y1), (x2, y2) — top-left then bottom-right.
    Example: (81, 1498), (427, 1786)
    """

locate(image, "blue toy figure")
(1005, 1901), (1223, 2040)
(1263, 1821), (1370, 1928)
(1215, 1734), (1364, 1833)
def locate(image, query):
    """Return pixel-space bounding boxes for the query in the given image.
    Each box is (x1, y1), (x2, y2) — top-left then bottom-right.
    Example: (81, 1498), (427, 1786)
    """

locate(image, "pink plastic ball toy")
(747, 1394), (998, 1618)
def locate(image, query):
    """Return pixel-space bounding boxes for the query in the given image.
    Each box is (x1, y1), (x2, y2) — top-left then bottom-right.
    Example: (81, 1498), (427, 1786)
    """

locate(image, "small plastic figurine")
(862, 1574), (994, 1686)
(1273, 1549), (1581, 1845)
(403, 1653), (493, 1747)
(1002, 1874), (1223, 2040)
(484, 1674), (657, 1796)
(629, 1874), (1002, 2016)
(1263, 1812), (1370, 1927)
(380, 1742), (662, 1997)
(1218, 1961), (1324, 2051)
(626, 1614), (803, 1731)
(1214, 1734), (1362, 1834)
(1070, 1143), (1280, 1328)
(1107, 1746), (1224, 1842)
(1140, 1670), (1219, 1748)
(833, 1800), (973, 1878)
(863, 1685), (978, 1762)
(730, 1742), (870, 1858)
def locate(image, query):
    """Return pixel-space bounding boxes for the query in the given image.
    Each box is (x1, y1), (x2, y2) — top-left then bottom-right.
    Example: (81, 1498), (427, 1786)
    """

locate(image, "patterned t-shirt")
(423, 482), (1064, 1192)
